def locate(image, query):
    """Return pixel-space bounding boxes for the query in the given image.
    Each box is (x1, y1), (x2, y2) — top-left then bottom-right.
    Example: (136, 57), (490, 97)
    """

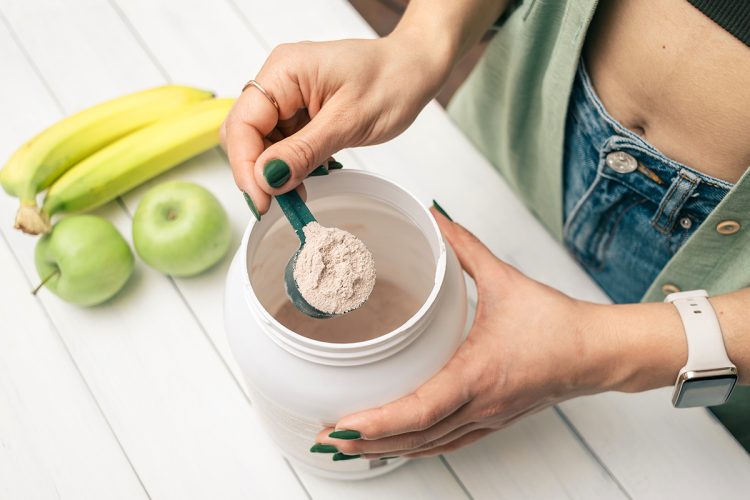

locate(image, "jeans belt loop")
(651, 169), (700, 233)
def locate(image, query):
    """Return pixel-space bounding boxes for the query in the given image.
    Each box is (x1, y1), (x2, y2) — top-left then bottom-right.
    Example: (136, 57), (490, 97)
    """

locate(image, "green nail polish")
(328, 160), (343, 170)
(242, 191), (260, 221)
(379, 456), (399, 460)
(328, 429), (361, 440)
(308, 165), (329, 177)
(309, 443), (338, 453)
(432, 199), (453, 221)
(332, 452), (361, 461)
(263, 159), (291, 188)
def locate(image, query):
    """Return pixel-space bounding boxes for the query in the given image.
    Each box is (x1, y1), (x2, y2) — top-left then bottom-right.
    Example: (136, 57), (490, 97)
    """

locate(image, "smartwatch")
(665, 290), (737, 408)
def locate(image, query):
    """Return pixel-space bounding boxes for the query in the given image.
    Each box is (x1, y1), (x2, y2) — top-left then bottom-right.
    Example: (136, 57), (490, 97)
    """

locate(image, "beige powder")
(293, 222), (376, 315)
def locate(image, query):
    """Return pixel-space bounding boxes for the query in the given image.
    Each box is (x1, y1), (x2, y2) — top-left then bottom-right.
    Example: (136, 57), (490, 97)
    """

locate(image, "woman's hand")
(221, 35), (453, 217)
(312, 207), (684, 460)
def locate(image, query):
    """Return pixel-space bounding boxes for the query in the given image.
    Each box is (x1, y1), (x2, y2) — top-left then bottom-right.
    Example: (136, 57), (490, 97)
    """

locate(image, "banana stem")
(32, 268), (60, 295)
(15, 204), (52, 235)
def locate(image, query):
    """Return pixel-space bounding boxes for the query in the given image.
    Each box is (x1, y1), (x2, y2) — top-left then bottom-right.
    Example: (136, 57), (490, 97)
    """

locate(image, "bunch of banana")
(0, 85), (214, 234)
(32, 98), (234, 234)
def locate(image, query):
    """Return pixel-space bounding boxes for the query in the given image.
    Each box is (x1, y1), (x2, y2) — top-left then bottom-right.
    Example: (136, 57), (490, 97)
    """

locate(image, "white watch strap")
(665, 290), (734, 371)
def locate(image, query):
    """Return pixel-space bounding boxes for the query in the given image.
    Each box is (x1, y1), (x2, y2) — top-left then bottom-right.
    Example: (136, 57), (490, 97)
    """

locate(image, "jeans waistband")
(569, 62), (732, 221)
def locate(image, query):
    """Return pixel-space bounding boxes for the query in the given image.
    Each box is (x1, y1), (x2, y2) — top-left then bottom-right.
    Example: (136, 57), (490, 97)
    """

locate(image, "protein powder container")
(224, 170), (467, 479)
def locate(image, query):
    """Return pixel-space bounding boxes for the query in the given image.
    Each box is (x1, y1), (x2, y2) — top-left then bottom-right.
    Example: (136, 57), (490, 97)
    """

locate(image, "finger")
(224, 72), (305, 214)
(326, 353), (473, 442)
(403, 401), (550, 459)
(360, 422), (476, 459)
(404, 428), (494, 458)
(429, 206), (507, 284)
(405, 422), (478, 456)
(257, 139), (308, 205)
(255, 100), (352, 194)
(317, 404), (473, 456)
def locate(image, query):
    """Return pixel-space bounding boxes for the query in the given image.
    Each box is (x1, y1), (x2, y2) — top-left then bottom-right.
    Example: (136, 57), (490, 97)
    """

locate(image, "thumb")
(430, 205), (501, 283)
(254, 105), (349, 194)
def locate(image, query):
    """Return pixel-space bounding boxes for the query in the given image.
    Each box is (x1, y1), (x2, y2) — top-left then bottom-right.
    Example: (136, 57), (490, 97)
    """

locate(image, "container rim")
(238, 169), (447, 364)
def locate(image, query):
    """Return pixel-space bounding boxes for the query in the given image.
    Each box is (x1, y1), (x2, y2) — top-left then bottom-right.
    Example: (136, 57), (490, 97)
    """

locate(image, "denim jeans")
(562, 61), (733, 303)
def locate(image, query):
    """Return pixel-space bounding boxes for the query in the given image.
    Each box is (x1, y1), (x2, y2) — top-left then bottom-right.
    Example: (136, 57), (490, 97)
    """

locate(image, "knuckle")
(476, 403), (503, 421)
(414, 404), (442, 431)
(268, 43), (288, 59)
(268, 43), (299, 63)
(286, 137), (318, 174)
(361, 421), (383, 440)
(361, 407), (397, 439)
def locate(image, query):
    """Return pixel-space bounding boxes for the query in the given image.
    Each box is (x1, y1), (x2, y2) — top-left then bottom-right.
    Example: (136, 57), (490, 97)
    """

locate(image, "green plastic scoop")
(275, 190), (336, 319)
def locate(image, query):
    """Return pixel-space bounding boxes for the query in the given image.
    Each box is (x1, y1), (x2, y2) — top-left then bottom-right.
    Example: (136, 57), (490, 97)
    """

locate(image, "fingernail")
(432, 199), (453, 221)
(242, 191), (260, 221)
(308, 165), (329, 177)
(379, 456), (399, 460)
(263, 159), (291, 187)
(328, 160), (343, 170)
(332, 453), (361, 461)
(309, 443), (338, 453)
(328, 429), (361, 440)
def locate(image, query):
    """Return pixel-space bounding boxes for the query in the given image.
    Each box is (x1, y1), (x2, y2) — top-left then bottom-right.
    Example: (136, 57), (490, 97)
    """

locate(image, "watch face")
(674, 374), (738, 408)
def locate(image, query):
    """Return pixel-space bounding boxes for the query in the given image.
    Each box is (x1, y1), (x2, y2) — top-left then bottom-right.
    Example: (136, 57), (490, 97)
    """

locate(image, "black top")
(688, 0), (750, 47)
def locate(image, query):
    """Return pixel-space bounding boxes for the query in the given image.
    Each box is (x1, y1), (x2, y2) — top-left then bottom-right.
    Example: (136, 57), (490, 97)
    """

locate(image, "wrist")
(572, 301), (687, 394)
(385, 27), (457, 91)
(709, 291), (749, 385)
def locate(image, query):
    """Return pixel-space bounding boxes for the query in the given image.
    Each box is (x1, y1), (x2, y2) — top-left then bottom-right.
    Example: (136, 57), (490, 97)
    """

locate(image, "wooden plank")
(444, 410), (626, 499)
(0, 16), (147, 499)
(0, 238), (148, 500)
(228, 0), (377, 43)
(0, 0), (163, 112)
(0, 2), (308, 499)
(560, 390), (750, 499)
(105, 0), (468, 497)
(297, 459), (470, 500)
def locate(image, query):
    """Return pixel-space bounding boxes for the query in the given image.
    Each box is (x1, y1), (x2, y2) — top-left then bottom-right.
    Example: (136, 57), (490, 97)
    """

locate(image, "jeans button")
(606, 151), (638, 173)
(679, 217), (692, 229)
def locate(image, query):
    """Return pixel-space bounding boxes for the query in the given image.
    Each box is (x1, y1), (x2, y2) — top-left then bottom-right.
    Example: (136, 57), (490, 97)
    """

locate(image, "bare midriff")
(584, 0), (750, 183)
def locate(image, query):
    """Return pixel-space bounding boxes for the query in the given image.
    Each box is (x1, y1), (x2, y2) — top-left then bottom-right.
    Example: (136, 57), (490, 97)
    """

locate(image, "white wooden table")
(1, 1), (748, 498)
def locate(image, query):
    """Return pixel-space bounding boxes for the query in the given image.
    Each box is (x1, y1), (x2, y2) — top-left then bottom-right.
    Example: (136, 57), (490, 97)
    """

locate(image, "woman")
(222, 0), (750, 458)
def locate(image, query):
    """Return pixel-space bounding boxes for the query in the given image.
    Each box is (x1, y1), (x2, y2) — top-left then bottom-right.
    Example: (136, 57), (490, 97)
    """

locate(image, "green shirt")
(448, 0), (749, 449)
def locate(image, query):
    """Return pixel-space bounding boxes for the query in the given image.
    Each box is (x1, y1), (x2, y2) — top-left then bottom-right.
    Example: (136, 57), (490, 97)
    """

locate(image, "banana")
(1, 85), (214, 233)
(24, 98), (234, 235)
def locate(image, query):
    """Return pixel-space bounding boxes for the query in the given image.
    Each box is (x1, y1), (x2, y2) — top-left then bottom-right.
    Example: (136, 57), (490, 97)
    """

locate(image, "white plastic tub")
(224, 170), (467, 479)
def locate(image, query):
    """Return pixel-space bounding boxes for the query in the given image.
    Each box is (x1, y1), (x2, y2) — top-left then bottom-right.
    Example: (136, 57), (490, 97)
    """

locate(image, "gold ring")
(242, 79), (280, 115)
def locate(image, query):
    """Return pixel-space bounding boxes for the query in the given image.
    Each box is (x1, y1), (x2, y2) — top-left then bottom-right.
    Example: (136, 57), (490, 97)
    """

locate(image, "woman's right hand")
(221, 34), (453, 216)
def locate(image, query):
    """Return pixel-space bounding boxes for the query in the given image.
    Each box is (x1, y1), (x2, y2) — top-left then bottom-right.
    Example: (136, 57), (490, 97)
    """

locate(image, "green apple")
(132, 181), (231, 277)
(34, 215), (134, 306)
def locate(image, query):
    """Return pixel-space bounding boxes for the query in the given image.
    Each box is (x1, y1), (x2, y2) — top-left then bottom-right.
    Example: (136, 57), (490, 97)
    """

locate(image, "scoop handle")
(275, 190), (316, 244)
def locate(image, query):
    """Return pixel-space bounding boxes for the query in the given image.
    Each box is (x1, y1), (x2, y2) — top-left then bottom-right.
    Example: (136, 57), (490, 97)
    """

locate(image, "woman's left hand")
(313, 207), (628, 459)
